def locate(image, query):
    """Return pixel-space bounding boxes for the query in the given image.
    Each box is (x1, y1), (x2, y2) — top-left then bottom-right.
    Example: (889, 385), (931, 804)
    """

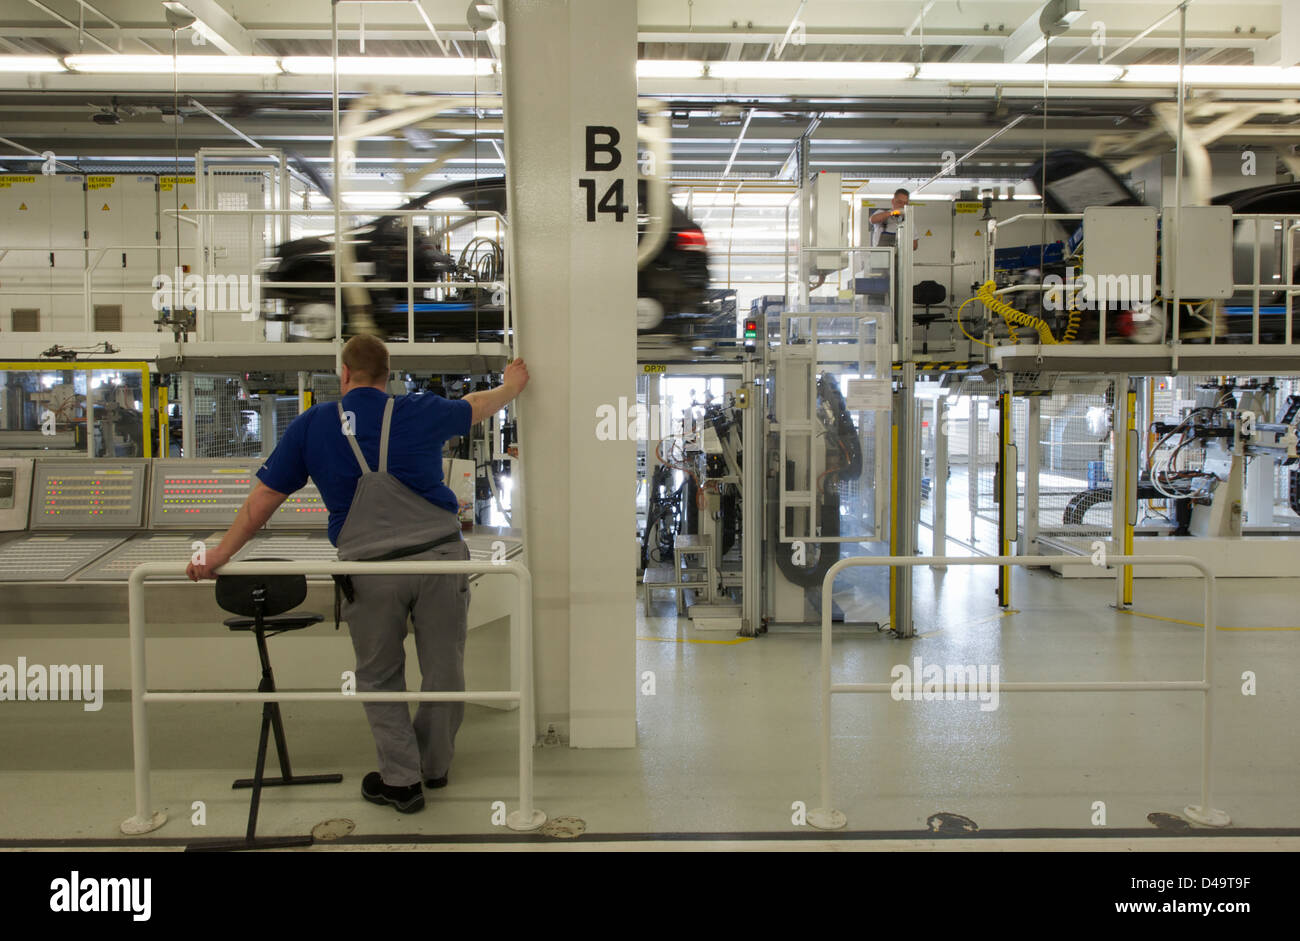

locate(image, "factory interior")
(0, 0), (1298, 868)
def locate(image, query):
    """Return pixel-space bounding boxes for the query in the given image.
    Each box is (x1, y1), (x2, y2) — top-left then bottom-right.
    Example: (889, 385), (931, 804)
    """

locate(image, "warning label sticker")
(955, 201), (982, 214)
(159, 176), (195, 191)
(0, 176), (36, 187)
(87, 176), (115, 190)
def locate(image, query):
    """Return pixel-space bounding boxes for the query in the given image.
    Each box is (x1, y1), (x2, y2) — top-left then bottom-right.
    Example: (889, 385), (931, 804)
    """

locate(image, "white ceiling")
(0, 1), (1296, 182)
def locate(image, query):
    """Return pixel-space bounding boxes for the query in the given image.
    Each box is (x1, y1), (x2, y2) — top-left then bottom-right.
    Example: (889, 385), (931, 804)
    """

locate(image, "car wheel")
(292, 302), (337, 340)
(637, 297), (665, 332)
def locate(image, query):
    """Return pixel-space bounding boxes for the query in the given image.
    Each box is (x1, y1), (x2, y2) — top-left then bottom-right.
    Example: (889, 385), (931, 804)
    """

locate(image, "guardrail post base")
(807, 808), (846, 830)
(1184, 805), (1230, 827)
(120, 811), (167, 835)
(507, 808), (547, 831)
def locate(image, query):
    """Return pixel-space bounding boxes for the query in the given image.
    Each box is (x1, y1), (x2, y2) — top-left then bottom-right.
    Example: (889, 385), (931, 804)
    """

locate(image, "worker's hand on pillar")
(504, 358), (530, 396)
(187, 545), (231, 581)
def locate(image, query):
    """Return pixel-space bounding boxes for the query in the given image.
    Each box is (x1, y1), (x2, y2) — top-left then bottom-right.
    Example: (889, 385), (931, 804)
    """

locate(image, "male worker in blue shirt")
(188, 334), (529, 814)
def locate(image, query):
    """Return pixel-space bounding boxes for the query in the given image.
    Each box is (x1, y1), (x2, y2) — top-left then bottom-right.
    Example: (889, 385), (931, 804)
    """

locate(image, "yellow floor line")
(636, 635), (754, 646)
(1123, 610), (1300, 632)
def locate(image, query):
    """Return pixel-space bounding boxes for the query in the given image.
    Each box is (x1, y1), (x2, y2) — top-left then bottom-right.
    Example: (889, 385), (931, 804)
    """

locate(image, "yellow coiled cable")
(1061, 306), (1080, 344)
(975, 280), (1060, 345)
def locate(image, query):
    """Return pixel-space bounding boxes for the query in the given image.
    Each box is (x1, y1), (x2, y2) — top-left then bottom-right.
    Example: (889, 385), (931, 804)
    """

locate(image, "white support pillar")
(932, 396), (947, 567)
(1022, 396), (1041, 554)
(259, 395), (276, 459)
(968, 393), (978, 545)
(180, 371), (195, 459)
(502, 0), (637, 748)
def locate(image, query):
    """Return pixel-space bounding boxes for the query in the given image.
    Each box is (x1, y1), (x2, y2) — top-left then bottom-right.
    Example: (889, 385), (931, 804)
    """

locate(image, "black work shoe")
(361, 771), (424, 813)
(424, 774), (448, 789)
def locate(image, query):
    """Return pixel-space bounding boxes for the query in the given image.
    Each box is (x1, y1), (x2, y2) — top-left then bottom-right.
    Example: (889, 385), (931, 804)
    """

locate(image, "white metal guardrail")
(120, 558), (545, 836)
(810, 553), (1228, 831)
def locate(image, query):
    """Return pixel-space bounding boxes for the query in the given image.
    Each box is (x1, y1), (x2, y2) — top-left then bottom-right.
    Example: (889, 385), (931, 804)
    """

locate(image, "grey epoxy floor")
(1, 561), (1297, 850)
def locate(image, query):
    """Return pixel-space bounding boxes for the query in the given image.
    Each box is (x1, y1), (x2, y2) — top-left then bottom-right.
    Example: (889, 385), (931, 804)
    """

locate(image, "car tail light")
(674, 228), (707, 252)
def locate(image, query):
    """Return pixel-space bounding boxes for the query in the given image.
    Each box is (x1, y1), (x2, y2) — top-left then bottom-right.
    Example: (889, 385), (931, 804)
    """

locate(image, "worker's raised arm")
(464, 357), (529, 424)
(187, 481), (289, 580)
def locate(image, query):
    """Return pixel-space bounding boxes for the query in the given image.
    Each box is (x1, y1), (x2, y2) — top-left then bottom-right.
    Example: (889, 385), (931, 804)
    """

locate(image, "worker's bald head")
(341, 334), (390, 388)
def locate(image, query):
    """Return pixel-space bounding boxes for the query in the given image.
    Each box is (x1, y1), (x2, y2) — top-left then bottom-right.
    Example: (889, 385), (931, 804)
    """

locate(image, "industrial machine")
(982, 150), (1300, 346)
(640, 382), (746, 618)
(1064, 381), (1300, 537)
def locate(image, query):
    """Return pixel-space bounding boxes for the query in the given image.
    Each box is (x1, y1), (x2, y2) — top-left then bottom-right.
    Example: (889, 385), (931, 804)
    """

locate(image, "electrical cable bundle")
(1147, 406), (1220, 501)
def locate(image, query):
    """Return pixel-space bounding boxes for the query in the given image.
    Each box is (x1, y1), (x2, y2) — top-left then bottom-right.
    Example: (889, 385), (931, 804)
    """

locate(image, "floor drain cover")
(539, 816), (587, 839)
(312, 818), (356, 841)
(1147, 812), (1192, 833)
(926, 812), (979, 834)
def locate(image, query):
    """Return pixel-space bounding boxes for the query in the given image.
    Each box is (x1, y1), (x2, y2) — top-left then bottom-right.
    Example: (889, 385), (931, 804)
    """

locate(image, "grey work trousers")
(341, 539), (471, 787)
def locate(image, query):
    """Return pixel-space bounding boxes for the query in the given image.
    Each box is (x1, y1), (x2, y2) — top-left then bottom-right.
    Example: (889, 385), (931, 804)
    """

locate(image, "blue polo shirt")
(255, 387), (472, 545)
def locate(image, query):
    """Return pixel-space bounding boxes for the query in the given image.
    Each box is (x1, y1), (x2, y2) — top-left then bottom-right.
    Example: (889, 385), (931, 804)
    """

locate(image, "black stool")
(913, 280), (948, 354)
(190, 559), (342, 852)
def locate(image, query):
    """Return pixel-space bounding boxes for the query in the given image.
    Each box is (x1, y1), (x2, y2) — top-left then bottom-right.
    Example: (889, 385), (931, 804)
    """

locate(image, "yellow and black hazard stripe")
(891, 360), (987, 372)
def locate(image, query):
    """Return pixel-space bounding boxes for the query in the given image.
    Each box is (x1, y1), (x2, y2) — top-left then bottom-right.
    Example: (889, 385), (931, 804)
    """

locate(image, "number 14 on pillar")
(578, 125), (629, 222)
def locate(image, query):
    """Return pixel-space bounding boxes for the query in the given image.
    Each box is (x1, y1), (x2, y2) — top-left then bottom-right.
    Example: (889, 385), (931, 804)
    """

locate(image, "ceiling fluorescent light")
(281, 57), (492, 76)
(917, 63), (1121, 82)
(706, 61), (916, 80)
(1048, 64), (1124, 81)
(0, 57), (66, 73)
(1120, 65), (1300, 86)
(636, 60), (706, 79)
(64, 55), (281, 74)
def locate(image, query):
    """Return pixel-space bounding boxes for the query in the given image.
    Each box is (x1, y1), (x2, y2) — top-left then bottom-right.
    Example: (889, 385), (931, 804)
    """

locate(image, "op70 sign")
(578, 124), (629, 222)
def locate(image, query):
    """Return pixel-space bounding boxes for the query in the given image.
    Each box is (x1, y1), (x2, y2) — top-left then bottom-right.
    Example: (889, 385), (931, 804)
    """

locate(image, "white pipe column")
(259, 394), (276, 459)
(1022, 396), (1041, 554)
(179, 370), (195, 458)
(932, 395), (947, 568)
(501, 0), (637, 747)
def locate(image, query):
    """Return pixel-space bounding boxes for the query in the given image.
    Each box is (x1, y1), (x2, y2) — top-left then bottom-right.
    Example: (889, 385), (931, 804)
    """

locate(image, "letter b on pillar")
(585, 126), (622, 171)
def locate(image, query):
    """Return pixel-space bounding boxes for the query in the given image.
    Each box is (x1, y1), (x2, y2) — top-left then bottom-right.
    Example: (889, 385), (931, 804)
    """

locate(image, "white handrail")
(810, 553), (1227, 831)
(121, 558), (545, 836)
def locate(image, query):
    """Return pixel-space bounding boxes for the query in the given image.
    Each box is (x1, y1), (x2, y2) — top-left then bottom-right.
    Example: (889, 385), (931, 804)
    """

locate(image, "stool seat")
(223, 613), (324, 633)
(194, 557), (341, 852)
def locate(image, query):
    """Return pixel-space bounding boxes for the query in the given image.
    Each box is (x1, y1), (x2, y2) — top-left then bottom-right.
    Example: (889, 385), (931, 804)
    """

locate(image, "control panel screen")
(30, 460), (147, 529)
(268, 479), (329, 529)
(149, 461), (257, 528)
(0, 470), (13, 510)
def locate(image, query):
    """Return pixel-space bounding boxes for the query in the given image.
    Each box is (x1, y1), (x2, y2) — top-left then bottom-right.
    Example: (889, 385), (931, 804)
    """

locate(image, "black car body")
(259, 176), (714, 341)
